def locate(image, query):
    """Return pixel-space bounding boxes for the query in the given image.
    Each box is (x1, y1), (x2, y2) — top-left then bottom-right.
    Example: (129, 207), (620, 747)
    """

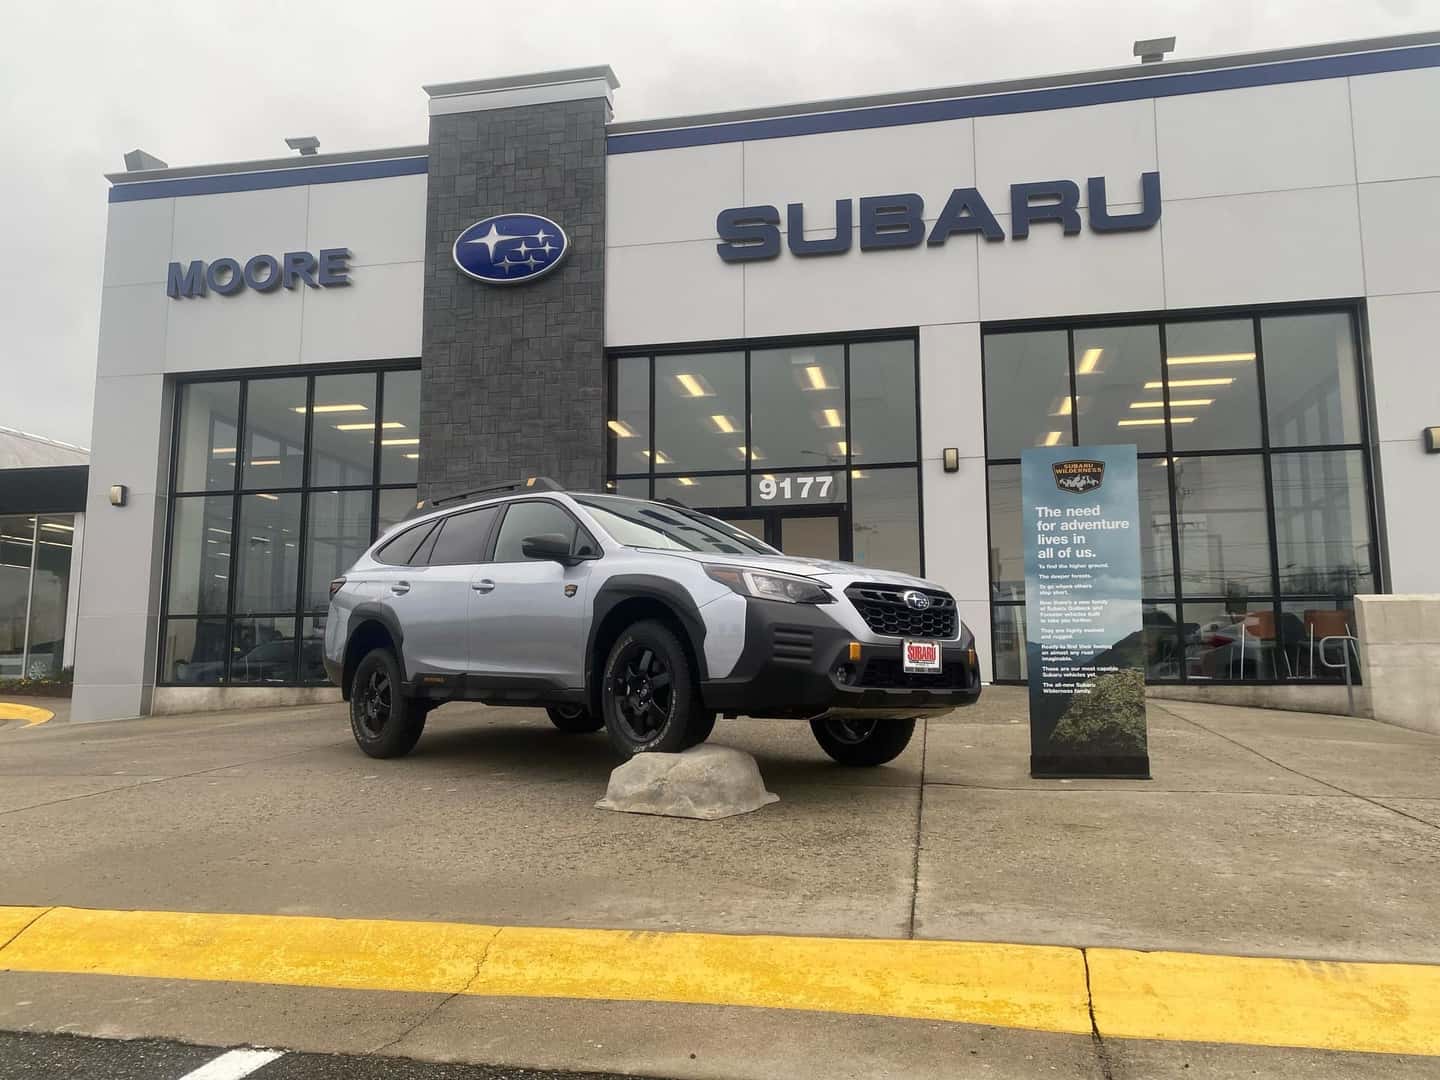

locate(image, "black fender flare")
(586, 576), (711, 692)
(345, 603), (410, 684)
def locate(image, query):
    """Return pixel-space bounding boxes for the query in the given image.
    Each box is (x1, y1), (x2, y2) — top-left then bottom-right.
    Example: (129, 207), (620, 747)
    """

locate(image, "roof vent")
(1133, 36), (1176, 64)
(122, 149), (168, 172)
(285, 136), (321, 156)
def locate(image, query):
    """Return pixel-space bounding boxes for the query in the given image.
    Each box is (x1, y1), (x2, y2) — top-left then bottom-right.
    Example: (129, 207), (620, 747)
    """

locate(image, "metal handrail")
(1319, 634), (1362, 716)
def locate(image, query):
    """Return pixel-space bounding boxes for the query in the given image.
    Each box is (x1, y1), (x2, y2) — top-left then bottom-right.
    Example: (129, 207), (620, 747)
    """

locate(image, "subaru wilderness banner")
(1021, 444), (1150, 779)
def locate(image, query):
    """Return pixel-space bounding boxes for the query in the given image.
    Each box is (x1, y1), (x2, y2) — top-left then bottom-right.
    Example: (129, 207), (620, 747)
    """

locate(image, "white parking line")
(177, 1048), (284, 1080)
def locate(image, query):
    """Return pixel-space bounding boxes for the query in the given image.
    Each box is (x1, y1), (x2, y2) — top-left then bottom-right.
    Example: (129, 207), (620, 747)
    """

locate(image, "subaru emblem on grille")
(902, 590), (931, 611)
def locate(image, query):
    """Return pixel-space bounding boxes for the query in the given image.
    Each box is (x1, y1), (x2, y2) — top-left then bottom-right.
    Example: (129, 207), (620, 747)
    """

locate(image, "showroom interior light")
(381, 438), (420, 446)
(248, 459), (280, 466)
(1117, 417), (1196, 426)
(335, 421), (404, 431)
(1144, 377), (1236, 389)
(674, 372), (711, 397)
(1050, 397), (1073, 416)
(710, 414), (737, 433)
(607, 420), (637, 438)
(642, 449), (671, 464)
(1167, 352), (1256, 366)
(1042, 430), (1064, 446)
(290, 403), (368, 413)
(1076, 347), (1103, 374)
(675, 477), (696, 486)
(1130, 398), (1215, 408)
(835, 441), (848, 455)
(211, 447), (237, 456)
(821, 408), (843, 427)
(805, 365), (832, 390)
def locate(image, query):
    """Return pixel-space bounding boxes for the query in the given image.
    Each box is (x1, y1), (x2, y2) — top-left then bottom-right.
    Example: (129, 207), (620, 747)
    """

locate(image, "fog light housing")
(834, 663), (854, 685)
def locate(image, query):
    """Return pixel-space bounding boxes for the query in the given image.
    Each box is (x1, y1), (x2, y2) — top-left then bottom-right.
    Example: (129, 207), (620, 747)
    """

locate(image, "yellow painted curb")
(0, 703), (53, 727)
(0, 906), (1089, 1034)
(1089, 947), (1440, 1058)
(2, 905), (1438, 1056)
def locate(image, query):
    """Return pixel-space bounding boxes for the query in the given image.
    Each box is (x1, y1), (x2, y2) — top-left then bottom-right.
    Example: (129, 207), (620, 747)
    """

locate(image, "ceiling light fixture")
(676, 477), (696, 487)
(248, 459), (281, 466)
(710, 414), (736, 433)
(1042, 431), (1064, 446)
(822, 408), (843, 427)
(335, 421), (405, 431)
(1143, 378), (1236, 389)
(1076, 348), (1103, 374)
(805, 366), (831, 390)
(381, 438), (421, 446)
(607, 420), (637, 438)
(1118, 417), (1197, 426)
(1129, 398), (1215, 409)
(675, 372), (710, 397)
(291, 403), (368, 413)
(1167, 352), (1255, 366)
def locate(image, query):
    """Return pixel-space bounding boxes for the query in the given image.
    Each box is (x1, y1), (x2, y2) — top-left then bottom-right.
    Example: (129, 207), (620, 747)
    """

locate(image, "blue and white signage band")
(453, 213), (568, 285)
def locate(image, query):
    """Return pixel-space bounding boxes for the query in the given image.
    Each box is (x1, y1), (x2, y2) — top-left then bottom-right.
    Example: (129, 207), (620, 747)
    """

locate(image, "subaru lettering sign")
(453, 213), (568, 285)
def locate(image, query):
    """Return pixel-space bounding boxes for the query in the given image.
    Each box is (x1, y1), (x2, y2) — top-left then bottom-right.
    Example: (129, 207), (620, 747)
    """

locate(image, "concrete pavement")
(2, 688), (1439, 1077)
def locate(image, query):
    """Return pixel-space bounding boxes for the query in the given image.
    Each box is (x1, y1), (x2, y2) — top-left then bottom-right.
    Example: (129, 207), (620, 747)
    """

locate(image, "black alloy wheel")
(348, 648), (426, 759)
(600, 620), (711, 757)
(809, 716), (916, 767)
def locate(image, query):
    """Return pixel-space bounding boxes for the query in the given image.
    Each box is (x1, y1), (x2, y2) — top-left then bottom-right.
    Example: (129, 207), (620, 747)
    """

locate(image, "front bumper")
(701, 598), (982, 719)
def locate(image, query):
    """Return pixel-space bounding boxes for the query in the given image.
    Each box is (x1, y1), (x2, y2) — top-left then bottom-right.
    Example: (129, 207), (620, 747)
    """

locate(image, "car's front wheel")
(546, 704), (604, 734)
(600, 620), (713, 757)
(349, 648), (426, 759)
(810, 716), (916, 766)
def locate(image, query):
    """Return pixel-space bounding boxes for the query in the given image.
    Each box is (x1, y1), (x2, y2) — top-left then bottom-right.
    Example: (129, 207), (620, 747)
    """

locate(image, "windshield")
(575, 496), (776, 555)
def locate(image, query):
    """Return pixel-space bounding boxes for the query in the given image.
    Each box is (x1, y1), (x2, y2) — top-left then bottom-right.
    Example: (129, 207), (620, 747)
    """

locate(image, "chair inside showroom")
(1303, 610), (1354, 680)
(1232, 611), (1290, 680)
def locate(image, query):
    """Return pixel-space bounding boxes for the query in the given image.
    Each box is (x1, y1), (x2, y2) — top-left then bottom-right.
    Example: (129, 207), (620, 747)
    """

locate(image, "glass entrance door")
(779, 513), (842, 561)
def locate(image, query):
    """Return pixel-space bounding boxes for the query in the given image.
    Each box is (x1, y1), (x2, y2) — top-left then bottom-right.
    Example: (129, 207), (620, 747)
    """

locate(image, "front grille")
(857, 658), (973, 690)
(845, 584), (957, 639)
(771, 625), (815, 665)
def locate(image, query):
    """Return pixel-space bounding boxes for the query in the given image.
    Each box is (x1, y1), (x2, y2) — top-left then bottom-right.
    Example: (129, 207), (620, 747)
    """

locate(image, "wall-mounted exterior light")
(109, 485), (128, 507)
(1426, 427), (1440, 454)
(942, 448), (960, 472)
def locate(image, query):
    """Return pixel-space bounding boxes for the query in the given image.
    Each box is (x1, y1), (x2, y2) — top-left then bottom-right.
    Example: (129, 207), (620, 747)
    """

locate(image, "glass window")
(1143, 603), (1181, 680)
(654, 352), (746, 472)
(1074, 325), (1165, 452)
(0, 516), (34, 677)
(167, 497), (233, 616)
(987, 465), (1023, 601)
(376, 521), (437, 567)
(1262, 313), (1362, 447)
(609, 356), (651, 474)
(26, 516), (75, 678)
(1173, 455), (1272, 599)
(611, 478), (649, 499)
(983, 331), (1071, 458)
(850, 340), (917, 464)
(380, 370), (421, 484)
(229, 617), (297, 683)
(300, 616), (329, 683)
(493, 502), (578, 562)
(161, 618), (228, 684)
(234, 493), (302, 615)
(310, 373), (378, 487)
(657, 473), (745, 508)
(851, 467), (920, 575)
(1181, 601), (1279, 682)
(241, 377), (306, 489)
(304, 490), (373, 610)
(427, 506), (500, 566)
(1165, 320), (1261, 451)
(1271, 451), (1374, 595)
(750, 344), (846, 469)
(175, 381), (240, 493)
(991, 605), (1028, 681)
(1139, 459), (1176, 598)
(1282, 600), (1358, 682)
(377, 488), (419, 533)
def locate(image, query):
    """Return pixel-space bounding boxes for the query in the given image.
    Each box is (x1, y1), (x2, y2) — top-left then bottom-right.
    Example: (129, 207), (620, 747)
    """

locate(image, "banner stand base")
(1031, 754), (1151, 780)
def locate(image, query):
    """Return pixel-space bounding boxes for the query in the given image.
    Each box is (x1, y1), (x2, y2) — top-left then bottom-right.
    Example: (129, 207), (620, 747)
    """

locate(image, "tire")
(349, 648), (426, 759)
(600, 620), (707, 757)
(810, 716), (916, 767)
(546, 704), (604, 734)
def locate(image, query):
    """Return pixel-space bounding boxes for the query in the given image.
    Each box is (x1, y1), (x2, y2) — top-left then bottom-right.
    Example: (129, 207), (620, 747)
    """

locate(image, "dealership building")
(72, 31), (1440, 721)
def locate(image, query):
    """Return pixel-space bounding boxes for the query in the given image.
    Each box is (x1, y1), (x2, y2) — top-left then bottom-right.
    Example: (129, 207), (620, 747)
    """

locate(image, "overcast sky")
(3, 0), (1435, 447)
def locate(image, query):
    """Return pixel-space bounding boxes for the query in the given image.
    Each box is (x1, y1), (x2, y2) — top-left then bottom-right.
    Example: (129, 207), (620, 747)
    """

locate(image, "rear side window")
(426, 505), (500, 566)
(375, 521), (436, 566)
(492, 501), (580, 562)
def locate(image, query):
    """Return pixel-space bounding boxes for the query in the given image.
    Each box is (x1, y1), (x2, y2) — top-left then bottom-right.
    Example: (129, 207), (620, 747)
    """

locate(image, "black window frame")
(604, 328), (925, 574)
(158, 360), (421, 689)
(981, 299), (1381, 687)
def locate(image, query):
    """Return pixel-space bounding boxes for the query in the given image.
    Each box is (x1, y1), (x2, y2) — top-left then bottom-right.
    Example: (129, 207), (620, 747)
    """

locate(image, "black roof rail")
(424, 476), (565, 510)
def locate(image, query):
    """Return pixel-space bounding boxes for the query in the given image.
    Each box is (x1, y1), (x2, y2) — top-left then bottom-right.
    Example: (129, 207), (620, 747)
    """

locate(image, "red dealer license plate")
(903, 639), (942, 674)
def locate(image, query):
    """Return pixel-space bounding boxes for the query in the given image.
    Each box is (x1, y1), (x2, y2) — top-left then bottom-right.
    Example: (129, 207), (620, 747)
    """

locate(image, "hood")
(647, 549), (943, 591)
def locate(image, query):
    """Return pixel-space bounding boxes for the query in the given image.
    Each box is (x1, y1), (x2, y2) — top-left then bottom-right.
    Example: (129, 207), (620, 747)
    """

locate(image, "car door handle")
(390, 582), (410, 596)
(472, 579), (496, 594)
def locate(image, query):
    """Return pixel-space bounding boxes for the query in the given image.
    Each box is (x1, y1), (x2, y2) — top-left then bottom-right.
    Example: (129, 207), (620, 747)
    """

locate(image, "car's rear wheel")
(546, 704), (604, 734)
(810, 716), (916, 767)
(601, 620), (712, 757)
(350, 648), (426, 759)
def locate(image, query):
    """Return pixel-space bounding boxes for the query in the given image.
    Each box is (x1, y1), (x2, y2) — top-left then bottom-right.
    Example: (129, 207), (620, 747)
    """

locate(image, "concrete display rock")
(596, 745), (780, 820)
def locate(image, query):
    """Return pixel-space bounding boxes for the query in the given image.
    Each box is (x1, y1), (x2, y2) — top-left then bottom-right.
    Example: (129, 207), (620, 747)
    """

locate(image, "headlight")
(704, 564), (832, 604)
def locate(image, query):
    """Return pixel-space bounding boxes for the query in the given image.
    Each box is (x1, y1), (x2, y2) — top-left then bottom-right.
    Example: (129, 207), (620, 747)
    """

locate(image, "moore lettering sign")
(167, 248), (351, 298)
(717, 172), (1160, 262)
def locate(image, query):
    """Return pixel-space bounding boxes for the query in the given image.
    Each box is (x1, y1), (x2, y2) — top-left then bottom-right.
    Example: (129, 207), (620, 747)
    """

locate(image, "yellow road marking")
(0, 905), (1437, 1056)
(1089, 947), (1440, 1058)
(0, 702), (53, 727)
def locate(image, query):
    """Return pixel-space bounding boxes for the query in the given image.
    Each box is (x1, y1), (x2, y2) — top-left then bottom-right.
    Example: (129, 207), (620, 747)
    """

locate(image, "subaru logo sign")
(903, 590), (932, 611)
(452, 213), (568, 285)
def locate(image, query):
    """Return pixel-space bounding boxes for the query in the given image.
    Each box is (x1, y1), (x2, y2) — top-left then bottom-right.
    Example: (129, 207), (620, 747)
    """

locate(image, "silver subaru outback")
(324, 479), (980, 767)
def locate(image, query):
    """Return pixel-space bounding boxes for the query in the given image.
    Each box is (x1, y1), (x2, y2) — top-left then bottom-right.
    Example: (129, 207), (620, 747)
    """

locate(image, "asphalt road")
(0, 1031), (659, 1080)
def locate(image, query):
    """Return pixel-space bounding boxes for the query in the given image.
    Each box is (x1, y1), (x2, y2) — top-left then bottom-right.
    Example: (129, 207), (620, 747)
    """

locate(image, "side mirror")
(521, 533), (579, 565)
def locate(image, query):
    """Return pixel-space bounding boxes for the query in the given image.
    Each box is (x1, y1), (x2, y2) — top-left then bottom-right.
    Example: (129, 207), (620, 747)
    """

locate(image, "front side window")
(984, 305), (1375, 686)
(492, 502), (578, 562)
(161, 365), (420, 686)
